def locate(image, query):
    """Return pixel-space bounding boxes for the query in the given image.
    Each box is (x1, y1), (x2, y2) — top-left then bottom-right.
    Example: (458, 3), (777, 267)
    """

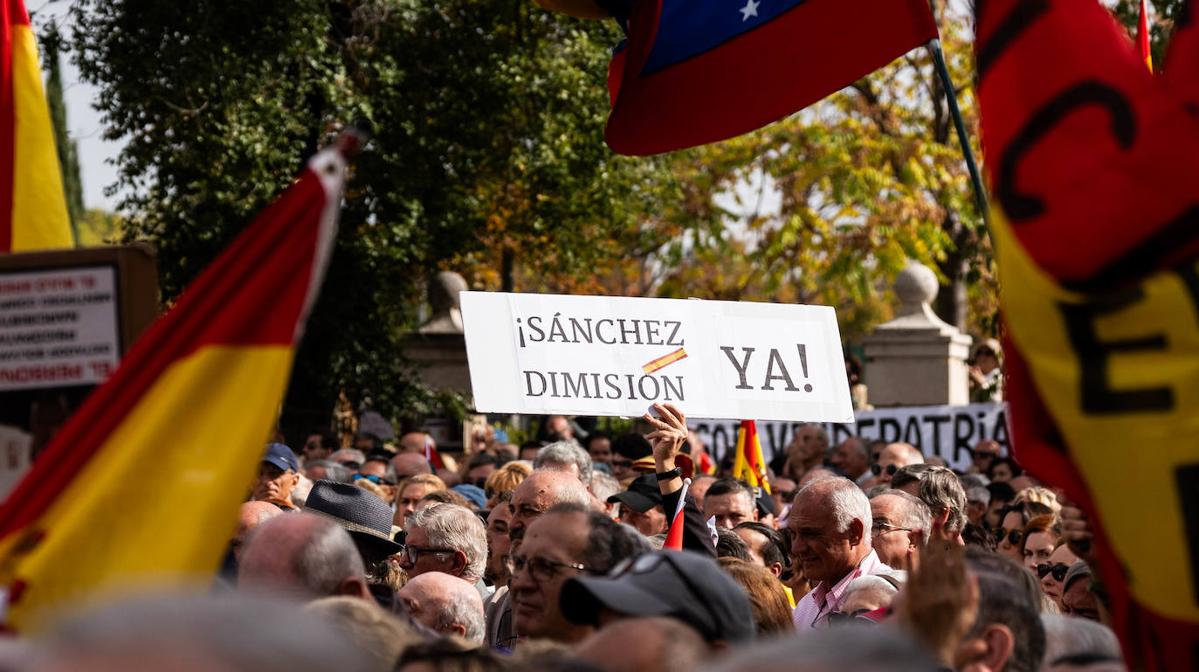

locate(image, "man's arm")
(644, 403), (716, 556)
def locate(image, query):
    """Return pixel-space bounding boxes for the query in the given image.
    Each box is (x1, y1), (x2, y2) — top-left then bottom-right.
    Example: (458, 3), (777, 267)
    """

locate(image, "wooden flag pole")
(927, 37), (989, 218)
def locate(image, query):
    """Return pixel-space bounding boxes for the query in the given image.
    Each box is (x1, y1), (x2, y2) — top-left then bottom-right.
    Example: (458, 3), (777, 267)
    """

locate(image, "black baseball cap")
(607, 473), (663, 513)
(560, 550), (755, 643)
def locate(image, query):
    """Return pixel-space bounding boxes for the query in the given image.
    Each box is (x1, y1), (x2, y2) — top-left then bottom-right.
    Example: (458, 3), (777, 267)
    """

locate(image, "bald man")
(395, 572), (486, 643)
(484, 469), (591, 648)
(390, 452), (432, 480)
(239, 513), (370, 601)
(398, 432), (430, 455)
(874, 443), (923, 485)
(232, 501), (281, 560)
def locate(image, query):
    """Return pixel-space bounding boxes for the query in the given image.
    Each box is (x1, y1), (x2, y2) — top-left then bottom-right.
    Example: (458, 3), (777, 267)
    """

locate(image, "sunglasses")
(353, 473), (395, 486)
(1037, 562), (1071, 582)
(995, 527), (1023, 546)
(870, 463), (898, 476)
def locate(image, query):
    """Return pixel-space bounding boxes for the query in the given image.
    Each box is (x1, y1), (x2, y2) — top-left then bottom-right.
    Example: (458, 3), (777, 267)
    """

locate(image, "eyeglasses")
(401, 545), (456, 564)
(510, 553), (588, 583)
(995, 528), (1023, 546)
(353, 473), (395, 486)
(1037, 562), (1071, 582)
(871, 520), (911, 535)
(870, 463), (898, 476)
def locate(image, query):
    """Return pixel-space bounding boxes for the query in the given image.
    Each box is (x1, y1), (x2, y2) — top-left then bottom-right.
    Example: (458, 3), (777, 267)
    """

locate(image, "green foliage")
(606, 11), (994, 339)
(40, 22), (84, 239)
(75, 209), (123, 246)
(69, 0), (678, 433)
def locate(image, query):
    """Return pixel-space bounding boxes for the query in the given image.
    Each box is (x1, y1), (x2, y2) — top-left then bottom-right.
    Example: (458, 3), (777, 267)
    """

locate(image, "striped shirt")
(792, 550), (891, 630)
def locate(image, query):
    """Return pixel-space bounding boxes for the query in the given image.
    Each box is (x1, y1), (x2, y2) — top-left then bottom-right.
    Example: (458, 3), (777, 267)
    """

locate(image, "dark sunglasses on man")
(870, 463), (898, 477)
(1037, 562), (1071, 582)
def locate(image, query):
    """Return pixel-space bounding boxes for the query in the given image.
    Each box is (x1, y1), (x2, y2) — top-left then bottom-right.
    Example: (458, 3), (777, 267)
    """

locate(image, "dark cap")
(607, 473), (663, 513)
(304, 480), (403, 559)
(560, 550), (755, 643)
(263, 443), (299, 472)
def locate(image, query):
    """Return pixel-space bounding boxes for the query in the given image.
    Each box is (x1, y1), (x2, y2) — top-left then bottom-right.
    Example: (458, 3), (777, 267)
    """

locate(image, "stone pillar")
(402, 271), (472, 397)
(862, 261), (973, 407)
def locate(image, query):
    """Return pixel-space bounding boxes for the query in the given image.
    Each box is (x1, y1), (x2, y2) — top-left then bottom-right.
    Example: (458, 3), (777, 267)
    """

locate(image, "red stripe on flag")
(0, 0), (28, 251)
(0, 166), (332, 538)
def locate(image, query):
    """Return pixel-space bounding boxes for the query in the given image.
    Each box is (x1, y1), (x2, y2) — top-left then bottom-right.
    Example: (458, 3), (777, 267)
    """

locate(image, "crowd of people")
(1, 404), (1124, 672)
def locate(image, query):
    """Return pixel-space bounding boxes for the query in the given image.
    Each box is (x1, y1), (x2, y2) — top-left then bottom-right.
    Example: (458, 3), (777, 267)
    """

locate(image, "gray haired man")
(400, 503), (490, 600)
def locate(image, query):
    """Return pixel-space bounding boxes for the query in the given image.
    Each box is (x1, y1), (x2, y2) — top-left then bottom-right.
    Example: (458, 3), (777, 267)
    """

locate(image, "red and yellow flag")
(0, 146), (348, 631)
(731, 419), (770, 494)
(1, 0), (72, 252)
(1138, 0), (1153, 72)
(975, 1), (1199, 667)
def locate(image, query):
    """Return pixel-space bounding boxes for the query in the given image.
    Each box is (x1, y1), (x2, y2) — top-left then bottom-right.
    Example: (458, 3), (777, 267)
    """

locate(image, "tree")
(564, 9), (995, 340)
(69, 0), (679, 435)
(40, 22), (85, 239)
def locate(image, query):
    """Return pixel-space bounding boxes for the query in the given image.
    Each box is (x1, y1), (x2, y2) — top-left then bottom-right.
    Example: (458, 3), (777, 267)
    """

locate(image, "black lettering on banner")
(831, 423), (854, 446)
(954, 414), (976, 457)
(762, 423), (784, 457)
(1174, 463), (1199, 606)
(902, 417), (923, 453)
(975, 0), (1050, 83)
(928, 415), (951, 459)
(711, 425), (731, 460)
(879, 418), (902, 444)
(1058, 288), (1173, 414)
(998, 81), (1136, 222)
(662, 376), (685, 402)
(991, 409), (1011, 450)
(856, 418), (876, 438)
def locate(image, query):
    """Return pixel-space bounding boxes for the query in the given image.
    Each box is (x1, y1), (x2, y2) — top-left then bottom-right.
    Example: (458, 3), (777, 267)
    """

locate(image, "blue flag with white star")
(604, 0), (939, 155)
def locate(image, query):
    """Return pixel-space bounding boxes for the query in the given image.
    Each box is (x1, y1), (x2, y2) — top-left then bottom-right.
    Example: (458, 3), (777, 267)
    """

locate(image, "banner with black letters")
(690, 402), (1008, 471)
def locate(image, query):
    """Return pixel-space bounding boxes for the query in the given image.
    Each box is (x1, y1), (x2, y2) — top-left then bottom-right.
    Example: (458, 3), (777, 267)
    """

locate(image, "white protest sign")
(0, 267), (121, 391)
(460, 292), (853, 422)
(690, 402), (1010, 471)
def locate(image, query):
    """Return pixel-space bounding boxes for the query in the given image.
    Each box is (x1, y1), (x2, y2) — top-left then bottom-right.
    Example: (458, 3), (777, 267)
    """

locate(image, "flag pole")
(926, 37), (989, 218)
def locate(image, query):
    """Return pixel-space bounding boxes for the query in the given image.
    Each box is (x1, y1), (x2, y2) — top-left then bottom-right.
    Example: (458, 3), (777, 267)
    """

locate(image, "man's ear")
(957, 623), (1014, 672)
(452, 550), (469, 575)
(446, 622), (467, 638)
(847, 518), (866, 546)
(768, 562), (783, 578)
(337, 577), (371, 600)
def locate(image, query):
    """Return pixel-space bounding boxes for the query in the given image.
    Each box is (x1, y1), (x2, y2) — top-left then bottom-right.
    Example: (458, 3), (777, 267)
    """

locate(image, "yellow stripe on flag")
(10, 24), (72, 251)
(0, 345), (293, 630)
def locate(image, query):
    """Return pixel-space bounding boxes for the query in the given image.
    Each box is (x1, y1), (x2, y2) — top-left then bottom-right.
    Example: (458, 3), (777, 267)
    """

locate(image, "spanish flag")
(0, 144), (348, 631)
(2, 0), (73, 252)
(730, 420), (770, 495)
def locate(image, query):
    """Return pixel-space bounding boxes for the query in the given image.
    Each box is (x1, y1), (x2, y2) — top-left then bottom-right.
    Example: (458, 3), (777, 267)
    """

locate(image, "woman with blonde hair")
(393, 473), (447, 528)
(483, 461), (532, 507)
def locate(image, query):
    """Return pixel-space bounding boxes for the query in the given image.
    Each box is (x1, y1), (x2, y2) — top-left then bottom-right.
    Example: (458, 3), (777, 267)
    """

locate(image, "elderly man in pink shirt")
(789, 477), (893, 629)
